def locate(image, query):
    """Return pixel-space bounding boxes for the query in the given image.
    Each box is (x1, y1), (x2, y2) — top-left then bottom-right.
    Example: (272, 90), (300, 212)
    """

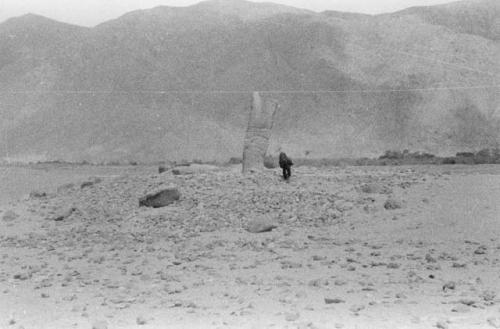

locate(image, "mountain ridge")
(0, 0), (499, 163)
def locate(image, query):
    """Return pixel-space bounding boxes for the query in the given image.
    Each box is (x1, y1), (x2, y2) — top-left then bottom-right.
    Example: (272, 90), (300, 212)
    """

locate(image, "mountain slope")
(395, 0), (500, 41)
(0, 0), (499, 163)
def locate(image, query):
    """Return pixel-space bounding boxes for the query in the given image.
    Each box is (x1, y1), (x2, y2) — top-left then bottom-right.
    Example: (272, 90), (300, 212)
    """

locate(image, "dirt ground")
(1, 164), (499, 329)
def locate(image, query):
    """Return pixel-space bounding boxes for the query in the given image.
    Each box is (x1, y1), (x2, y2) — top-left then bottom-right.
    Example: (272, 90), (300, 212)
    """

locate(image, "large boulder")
(139, 187), (180, 208)
(242, 92), (279, 173)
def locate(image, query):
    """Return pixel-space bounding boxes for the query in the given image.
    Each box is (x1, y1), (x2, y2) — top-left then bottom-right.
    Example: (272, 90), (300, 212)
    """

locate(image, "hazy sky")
(0, 0), (454, 26)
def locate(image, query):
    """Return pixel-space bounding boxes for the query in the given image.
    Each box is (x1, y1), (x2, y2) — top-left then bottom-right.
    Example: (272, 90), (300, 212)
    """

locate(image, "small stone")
(360, 183), (390, 194)
(387, 262), (400, 269)
(40, 292), (49, 298)
(13, 273), (29, 280)
(474, 246), (487, 255)
(451, 305), (470, 313)
(459, 299), (476, 306)
(80, 177), (102, 189)
(384, 198), (402, 210)
(136, 316), (147, 325)
(481, 290), (496, 301)
(29, 191), (47, 198)
(2, 211), (18, 222)
(52, 207), (76, 221)
(325, 298), (345, 304)
(487, 317), (500, 328)
(308, 278), (328, 287)
(349, 304), (365, 313)
(435, 321), (449, 329)
(139, 187), (180, 208)
(246, 219), (277, 233)
(442, 281), (456, 292)
(425, 254), (437, 263)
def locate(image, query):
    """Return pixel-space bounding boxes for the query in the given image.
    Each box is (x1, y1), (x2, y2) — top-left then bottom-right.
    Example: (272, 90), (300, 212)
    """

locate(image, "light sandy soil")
(1, 165), (499, 329)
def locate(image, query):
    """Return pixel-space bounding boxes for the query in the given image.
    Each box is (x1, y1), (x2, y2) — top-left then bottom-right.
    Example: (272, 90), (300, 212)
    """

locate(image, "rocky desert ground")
(1, 164), (500, 329)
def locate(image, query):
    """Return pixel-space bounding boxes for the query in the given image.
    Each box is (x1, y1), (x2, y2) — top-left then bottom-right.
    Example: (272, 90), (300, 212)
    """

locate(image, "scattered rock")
(451, 305), (470, 313)
(246, 219), (277, 233)
(349, 304), (365, 313)
(442, 281), (456, 292)
(425, 254), (437, 263)
(13, 273), (29, 280)
(29, 191), (47, 198)
(139, 187), (180, 208)
(308, 279), (329, 287)
(480, 290), (496, 302)
(435, 321), (449, 329)
(360, 183), (390, 194)
(325, 298), (345, 304)
(136, 316), (147, 325)
(487, 317), (500, 328)
(52, 207), (77, 221)
(458, 299), (476, 306)
(384, 198), (402, 210)
(2, 210), (19, 222)
(474, 245), (487, 255)
(80, 177), (102, 189)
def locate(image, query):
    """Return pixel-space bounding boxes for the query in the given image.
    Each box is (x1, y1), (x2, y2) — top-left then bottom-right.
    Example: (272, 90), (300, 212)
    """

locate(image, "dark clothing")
(282, 166), (291, 180)
(279, 152), (293, 180)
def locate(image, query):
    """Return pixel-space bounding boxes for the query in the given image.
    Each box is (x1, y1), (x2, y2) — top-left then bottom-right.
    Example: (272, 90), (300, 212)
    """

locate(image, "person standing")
(279, 152), (293, 180)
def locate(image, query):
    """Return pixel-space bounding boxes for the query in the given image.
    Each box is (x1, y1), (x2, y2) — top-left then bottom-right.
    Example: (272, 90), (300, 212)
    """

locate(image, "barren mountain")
(0, 0), (499, 163)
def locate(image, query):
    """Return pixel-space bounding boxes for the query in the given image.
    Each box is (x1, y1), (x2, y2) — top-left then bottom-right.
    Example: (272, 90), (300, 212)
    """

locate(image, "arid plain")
(1, 164), (499, 329)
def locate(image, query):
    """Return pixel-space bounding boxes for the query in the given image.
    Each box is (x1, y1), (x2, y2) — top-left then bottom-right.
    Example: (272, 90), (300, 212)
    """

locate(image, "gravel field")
(1, 164), (499, 329)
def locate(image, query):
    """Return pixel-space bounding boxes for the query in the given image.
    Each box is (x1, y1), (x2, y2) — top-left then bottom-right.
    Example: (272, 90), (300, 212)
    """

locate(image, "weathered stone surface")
(242, 92), (279, 173)
(139, 188), (180, 208)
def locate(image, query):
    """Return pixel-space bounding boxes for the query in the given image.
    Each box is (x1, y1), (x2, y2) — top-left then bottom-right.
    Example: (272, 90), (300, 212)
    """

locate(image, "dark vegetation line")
(5, 148), (500, 168)
(261, 148), (500, 168)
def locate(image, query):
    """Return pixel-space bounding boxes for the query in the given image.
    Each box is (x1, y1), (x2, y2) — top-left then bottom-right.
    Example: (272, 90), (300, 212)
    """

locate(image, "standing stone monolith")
(242, 92), (279, 173)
